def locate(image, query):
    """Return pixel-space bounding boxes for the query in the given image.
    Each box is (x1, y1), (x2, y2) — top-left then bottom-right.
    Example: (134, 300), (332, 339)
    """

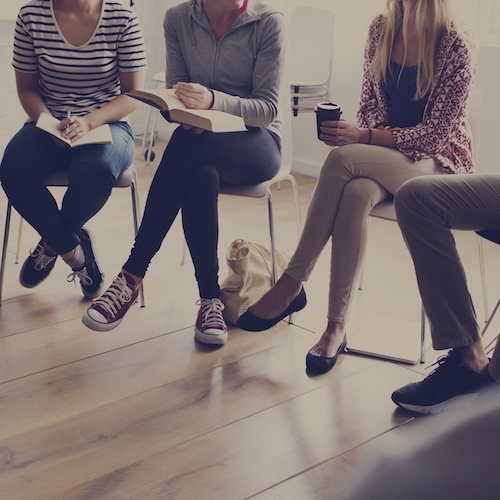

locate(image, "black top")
(381, 61), (429, 128)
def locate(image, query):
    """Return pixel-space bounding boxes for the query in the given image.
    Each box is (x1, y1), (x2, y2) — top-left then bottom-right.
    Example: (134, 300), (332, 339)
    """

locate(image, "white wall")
(0, 1), (25, 21)
(287, 0), (387, 176)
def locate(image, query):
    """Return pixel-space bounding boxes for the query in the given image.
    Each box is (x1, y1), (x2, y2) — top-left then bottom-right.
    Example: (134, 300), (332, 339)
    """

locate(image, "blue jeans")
(0, 121), (135, 254)
(123, 125), (281, 298)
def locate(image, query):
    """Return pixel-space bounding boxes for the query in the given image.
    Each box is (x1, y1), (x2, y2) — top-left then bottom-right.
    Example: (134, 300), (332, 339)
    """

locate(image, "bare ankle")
(456, 342), (489, 373)
(276, 273), (302, 294)
(324, 321), (345, 338)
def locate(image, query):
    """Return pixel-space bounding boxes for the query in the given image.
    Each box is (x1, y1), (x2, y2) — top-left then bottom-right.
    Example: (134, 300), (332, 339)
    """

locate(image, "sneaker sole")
(195, 327), (228, 345)
(82, 285), (105, 301)
(394, 392), (479, 414)
(79, 226), (105, 299)
(82, 310), (122, 332)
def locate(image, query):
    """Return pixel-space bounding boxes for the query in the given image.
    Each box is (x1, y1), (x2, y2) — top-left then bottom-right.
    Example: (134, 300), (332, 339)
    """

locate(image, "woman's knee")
(0, 152), (35, 188)
(186, 165), (219, 196)
(394, 176), (441, 220)
(342, 177), (388, 213)
(69, 159), (117, 191)
(208, 129), (280, 185)
(319, 144), (359, 181)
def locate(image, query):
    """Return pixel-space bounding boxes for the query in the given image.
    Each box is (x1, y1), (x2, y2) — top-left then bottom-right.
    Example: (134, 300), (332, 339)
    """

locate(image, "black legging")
(124, 125), (281, 298)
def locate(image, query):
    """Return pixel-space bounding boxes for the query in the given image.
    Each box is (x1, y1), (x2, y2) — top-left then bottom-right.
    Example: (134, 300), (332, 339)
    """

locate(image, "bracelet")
(367, 128), (372, 145)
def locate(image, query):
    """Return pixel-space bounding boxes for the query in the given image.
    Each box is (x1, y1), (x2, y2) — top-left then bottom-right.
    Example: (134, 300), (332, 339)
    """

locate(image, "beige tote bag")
(221, 239), (289, 325)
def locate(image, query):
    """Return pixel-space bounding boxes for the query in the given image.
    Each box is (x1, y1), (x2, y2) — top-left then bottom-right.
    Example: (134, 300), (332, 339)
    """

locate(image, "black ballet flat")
(306, 335), (347, 375)
(236, 287), (307, 332)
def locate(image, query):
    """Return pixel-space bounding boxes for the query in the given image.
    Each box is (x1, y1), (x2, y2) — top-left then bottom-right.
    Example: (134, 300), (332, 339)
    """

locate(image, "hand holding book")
(172, 82), (214, 134)
(36, 113), (113, 148)
(172, 82), (214, 111)
(127, 87), (247, 133)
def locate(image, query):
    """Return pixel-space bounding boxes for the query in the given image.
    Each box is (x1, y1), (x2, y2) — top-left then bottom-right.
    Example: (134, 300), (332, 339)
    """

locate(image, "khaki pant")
(394, 174), (500, 380)
(286, 143), (441, 322)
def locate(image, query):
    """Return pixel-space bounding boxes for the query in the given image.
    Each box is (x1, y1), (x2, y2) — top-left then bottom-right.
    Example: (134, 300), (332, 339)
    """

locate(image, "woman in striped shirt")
(0, 0), (146, 299)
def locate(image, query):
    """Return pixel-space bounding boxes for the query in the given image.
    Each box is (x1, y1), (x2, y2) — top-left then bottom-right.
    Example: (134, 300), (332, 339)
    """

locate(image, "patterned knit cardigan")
(357, 14), (475, 174)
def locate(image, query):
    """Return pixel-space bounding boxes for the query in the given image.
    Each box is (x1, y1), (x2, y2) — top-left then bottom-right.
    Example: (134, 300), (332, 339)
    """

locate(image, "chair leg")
(265, 174), (303, 282)
(266, 187), (278, 286)
(287, 174), (303, 234)
(15, 212), (23, 264)
(145, 111), (159, 166)
(357, 217), (371, 291)
(481, 298), (500, 340)
(481, 298), (500, 357)
(0, 203), (13, 306)
(420, 303), (426, 363)
(477, 235), (489, 321)
(141, 105), (154, 156)
(354, 213), (426, 363)
(130, 172), (145, 308)
(267, 185), (292, 324)
(266, 179), (298, 325)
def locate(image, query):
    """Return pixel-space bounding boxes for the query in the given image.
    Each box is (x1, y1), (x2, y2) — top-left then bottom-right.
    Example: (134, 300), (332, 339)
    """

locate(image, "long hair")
(371, 0), (455, 100)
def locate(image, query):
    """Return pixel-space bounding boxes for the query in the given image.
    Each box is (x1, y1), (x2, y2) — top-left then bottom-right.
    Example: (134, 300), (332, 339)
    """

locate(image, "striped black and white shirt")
(13, 0), (147, 120)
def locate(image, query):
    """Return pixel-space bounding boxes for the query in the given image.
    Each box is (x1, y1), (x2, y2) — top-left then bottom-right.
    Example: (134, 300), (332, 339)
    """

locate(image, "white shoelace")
(67, 267), (93, 286)
(197, 298), (226, 330)
(93, 274), (134, 317)
(30, 245), (56, 271)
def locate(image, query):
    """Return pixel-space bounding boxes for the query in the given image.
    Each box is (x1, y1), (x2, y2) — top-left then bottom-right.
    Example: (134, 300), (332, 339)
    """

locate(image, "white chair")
(477, 230), (500, 374)
(182, 74), (302, 286)
(347, 89), (483, 364)
(141, 71), (166, 165)
(476, 230), (500, 358)
(0, 165), (145, 307)
(288, 6), (335, 116)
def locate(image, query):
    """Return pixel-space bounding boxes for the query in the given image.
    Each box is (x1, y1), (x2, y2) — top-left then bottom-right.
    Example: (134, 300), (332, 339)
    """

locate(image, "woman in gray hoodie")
(83, 0), (286, 344)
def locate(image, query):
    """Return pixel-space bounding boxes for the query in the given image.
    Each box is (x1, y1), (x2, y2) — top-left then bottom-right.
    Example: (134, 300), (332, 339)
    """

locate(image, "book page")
(72, 124), (112, 147)
(36, 113), (72, 146)
(128, 89), (187, 112)
(36, 113), (112, 147)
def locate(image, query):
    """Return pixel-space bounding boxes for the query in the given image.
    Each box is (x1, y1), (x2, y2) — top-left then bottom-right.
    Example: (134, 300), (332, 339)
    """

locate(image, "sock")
(62, 244), (85, 270)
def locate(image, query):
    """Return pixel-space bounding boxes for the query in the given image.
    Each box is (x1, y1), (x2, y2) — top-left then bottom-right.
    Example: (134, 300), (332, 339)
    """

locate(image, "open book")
(36, 113), (113, 147)
(127, 88), (247, 133)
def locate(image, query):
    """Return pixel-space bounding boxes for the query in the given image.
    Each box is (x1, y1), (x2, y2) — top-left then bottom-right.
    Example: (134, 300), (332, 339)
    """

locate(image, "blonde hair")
(371, 0), (455, 100)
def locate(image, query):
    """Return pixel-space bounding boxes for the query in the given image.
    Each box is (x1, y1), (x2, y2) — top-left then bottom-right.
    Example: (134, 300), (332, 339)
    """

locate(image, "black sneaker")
(19, 240), (57, 288)
(391, 350), (495, 414)
(66, 227), (104, 299)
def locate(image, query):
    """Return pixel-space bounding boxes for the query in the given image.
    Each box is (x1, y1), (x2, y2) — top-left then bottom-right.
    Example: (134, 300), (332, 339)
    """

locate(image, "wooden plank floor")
(1, 140), (500, 499)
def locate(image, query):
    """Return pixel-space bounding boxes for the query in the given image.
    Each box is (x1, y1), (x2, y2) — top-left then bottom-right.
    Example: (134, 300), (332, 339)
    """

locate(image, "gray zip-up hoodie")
(163, 0), (286, 137)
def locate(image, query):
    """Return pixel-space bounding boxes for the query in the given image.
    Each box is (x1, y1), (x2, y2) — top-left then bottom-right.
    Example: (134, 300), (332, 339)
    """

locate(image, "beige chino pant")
(286, 143), (441, 322)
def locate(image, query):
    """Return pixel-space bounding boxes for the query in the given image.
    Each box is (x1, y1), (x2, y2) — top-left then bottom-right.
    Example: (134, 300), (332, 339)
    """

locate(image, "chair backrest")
(288, 6), (335, 87)
(279, 70), (293, 176)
